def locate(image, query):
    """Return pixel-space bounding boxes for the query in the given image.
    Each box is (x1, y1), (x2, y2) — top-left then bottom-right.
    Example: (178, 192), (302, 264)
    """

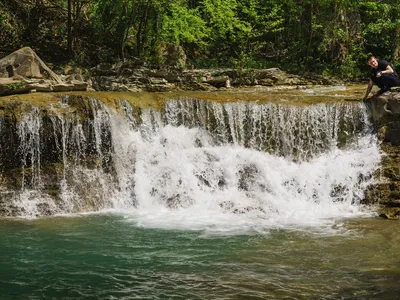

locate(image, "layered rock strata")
(364, 89), (400, 219)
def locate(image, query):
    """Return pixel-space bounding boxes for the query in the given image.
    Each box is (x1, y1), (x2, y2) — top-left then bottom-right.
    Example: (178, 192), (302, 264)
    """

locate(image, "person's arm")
(364, 80), (374, 100)
(376, 63), (394, 77)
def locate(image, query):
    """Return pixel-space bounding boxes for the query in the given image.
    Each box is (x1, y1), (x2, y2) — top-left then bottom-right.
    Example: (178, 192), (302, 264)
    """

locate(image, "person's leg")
(370, 75), (384, 89)
(380, 74), (400, 89)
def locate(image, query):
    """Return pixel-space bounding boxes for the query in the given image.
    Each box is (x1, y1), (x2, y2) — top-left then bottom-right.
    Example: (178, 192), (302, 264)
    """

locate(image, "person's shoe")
(379, 87), (391, 95)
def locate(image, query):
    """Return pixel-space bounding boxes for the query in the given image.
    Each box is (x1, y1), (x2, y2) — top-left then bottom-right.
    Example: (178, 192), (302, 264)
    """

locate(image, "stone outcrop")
(90, 63), (320, 92)
(365, 88), (400, 145)
(0, 46), (62, 82)
(155, 42), (187, 69)
(0, 48), (340, 96)
(364, 89), (400, 219)
(0, 47), (88, 96)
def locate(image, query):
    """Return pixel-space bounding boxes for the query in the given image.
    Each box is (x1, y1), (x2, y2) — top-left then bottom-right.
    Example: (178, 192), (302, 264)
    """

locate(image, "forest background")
(1, 0), (400, 80)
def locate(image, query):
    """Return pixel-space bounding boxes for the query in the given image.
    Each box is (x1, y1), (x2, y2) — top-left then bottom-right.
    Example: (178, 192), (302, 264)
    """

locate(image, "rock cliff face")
(0, 95), (115, 216)
(364, 90), (400, 219)
(0, 91), (377, 218)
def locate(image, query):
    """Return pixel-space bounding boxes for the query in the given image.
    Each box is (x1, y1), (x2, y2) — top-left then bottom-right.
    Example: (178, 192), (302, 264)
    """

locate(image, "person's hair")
(367, 55), (376, 62)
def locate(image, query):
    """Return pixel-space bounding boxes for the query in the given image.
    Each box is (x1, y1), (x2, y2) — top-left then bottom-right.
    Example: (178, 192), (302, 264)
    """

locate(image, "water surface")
(1, 214), (399, 299)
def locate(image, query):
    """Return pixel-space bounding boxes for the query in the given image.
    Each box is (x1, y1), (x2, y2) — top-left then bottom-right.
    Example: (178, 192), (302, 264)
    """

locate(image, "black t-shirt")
(371, 60), (398, 77)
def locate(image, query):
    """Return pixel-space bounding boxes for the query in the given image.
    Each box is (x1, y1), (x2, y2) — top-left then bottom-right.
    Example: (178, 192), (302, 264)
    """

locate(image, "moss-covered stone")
(363, 93), (400, 218)
(377, 207), (400, 220)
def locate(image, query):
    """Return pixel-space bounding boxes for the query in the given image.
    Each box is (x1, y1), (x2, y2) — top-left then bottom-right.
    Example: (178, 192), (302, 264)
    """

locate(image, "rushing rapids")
(0, 92), (382, 228)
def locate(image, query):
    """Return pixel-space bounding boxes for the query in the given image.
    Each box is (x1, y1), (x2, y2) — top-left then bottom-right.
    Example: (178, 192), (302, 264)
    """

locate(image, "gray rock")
(365, 91), (400, 145)
(155, 42), (186, 69)
(27, 83), (53, 92)
(53, 83), (75, 92)
(0, 47), (62, 83)
(149, 77), (168, 85)
(0, 47), (88, 95)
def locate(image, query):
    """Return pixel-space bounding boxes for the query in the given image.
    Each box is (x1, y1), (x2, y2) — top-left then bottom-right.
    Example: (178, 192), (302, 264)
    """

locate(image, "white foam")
(7, 99), (382, 232)
(122, 122), (381, 233)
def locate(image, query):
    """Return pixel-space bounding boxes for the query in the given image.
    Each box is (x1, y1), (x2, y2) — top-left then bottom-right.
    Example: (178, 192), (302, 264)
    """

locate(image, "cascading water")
(0, 95), (382, 231)
(129, 99), (381, 231)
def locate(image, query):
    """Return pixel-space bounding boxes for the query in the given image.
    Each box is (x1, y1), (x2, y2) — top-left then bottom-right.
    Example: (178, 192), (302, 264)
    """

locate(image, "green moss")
(383, 167), (400, 181)
(0, 85), (366, 112)
(389, 190), (400, 199)
(6, 81), (25, 90)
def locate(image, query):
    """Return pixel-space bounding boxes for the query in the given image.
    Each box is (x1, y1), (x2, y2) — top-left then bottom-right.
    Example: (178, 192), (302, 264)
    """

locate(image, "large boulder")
(364, 90), (400, 219)
(254, 68), (305, 85)
(155, 42), (187, 69)
(0, 47), (88, 96)
(0, 47), (62, 83)
(365, 88), (400, 145)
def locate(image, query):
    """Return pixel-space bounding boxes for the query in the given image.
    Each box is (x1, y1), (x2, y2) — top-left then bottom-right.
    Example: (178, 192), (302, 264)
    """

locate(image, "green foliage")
(160, 2), (209, 46)
(6, 82), (25, 90)
(1, 0), (400, 79)
(202, 0), (249, 36)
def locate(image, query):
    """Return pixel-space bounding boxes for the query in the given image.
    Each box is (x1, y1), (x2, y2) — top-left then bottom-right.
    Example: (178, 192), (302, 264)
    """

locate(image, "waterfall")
(0, 95), (381, 228)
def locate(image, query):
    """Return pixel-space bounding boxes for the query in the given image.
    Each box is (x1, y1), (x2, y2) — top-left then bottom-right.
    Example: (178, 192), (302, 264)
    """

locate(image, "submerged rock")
(378, 208), (400, 220)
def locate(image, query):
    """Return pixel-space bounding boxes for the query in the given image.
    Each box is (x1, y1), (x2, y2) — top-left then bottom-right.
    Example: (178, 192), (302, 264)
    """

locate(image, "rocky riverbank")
(364, 90), (400, 219)
(0, 47), (340, 97)
(0, 47), (399, 219)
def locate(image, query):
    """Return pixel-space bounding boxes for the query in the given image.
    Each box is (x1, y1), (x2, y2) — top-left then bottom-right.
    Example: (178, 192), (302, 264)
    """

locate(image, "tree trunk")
(117, 2), (129, 60)
(393, 23), (400, 61)
(67, 0), (72, 52)
(137, 4), (150, 57)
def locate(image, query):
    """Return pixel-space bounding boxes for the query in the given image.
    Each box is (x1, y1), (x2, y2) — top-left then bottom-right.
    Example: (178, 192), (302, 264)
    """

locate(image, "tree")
(67, 0), (72, 52)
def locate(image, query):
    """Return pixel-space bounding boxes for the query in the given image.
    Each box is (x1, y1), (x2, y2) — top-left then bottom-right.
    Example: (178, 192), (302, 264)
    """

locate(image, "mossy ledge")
(364, 91), (400, 219)
(0, 88), (389, 217)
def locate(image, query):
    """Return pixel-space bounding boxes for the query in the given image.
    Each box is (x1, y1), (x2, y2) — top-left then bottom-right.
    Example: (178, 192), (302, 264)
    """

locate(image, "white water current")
(3, 97), (382, 232)
(129, 120), (380, 233)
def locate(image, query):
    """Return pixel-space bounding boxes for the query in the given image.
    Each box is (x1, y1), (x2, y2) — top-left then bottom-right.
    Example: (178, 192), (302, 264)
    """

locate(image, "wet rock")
(237, 164), (270, 192)
(219, 201), (266, 215)
(365, 90), (400, 145)
(378, 208), (400, 220)
(364, 93), (400, 216)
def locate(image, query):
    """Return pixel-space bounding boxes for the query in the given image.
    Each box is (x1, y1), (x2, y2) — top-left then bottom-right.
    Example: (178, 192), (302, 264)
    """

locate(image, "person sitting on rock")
(364, 55), (400, 100)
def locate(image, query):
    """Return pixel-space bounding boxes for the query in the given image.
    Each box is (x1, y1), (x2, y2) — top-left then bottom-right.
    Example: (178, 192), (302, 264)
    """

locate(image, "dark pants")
(371, 73), (400, 91)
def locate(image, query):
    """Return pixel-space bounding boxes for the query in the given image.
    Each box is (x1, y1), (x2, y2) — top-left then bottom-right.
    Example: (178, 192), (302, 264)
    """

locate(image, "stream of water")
(1, 86), (398, 299)
(1, 215), (399, 300)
